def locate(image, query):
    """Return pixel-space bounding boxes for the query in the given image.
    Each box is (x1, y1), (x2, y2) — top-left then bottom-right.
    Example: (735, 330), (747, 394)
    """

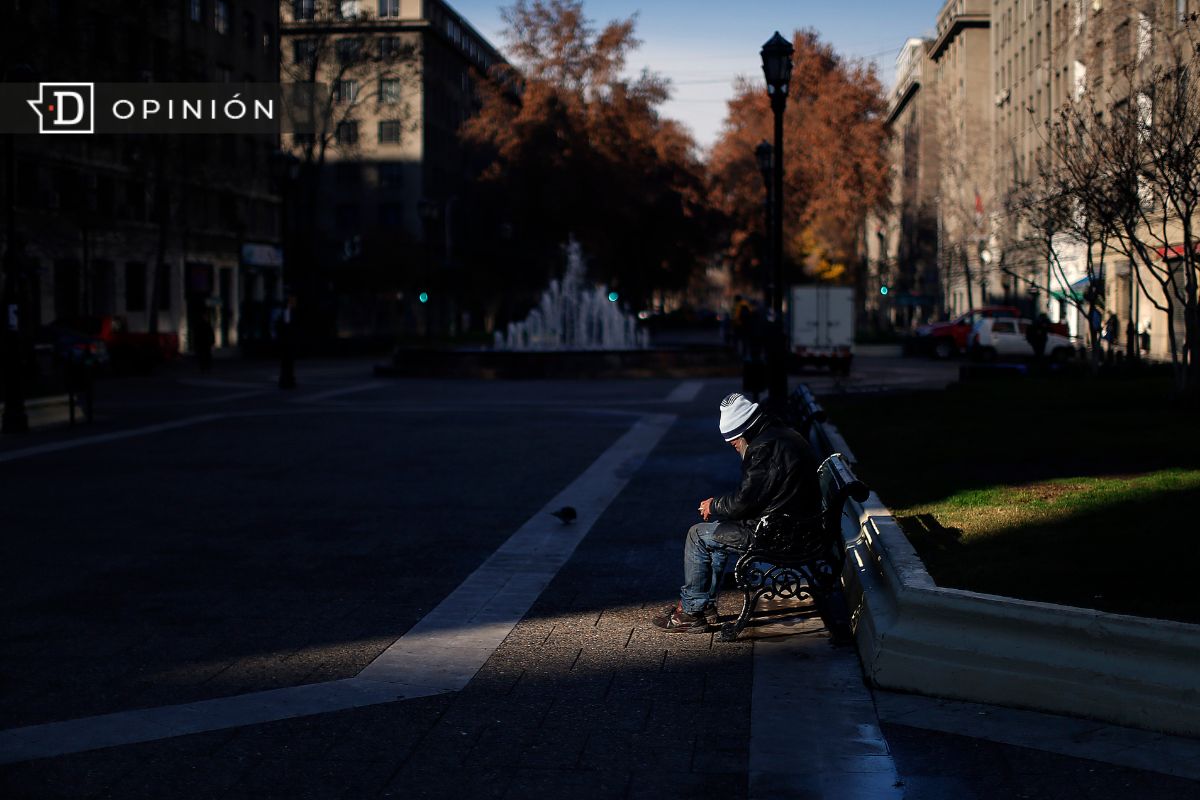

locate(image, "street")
(2, 358), (1198, 799)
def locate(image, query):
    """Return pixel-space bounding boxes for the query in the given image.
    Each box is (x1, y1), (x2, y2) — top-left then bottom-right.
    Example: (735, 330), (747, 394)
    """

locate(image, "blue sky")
(446, 1), (941, 150)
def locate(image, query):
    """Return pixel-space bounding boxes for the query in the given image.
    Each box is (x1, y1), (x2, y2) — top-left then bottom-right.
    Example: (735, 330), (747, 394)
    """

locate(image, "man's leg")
(679, 521), (748, 615)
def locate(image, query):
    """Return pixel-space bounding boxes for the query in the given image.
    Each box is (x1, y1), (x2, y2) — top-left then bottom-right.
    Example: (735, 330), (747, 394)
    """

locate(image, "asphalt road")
(1, 355), (1195, 799)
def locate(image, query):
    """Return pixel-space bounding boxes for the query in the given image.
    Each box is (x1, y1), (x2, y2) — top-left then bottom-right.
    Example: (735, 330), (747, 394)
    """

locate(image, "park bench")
(718, 450), (869, 641)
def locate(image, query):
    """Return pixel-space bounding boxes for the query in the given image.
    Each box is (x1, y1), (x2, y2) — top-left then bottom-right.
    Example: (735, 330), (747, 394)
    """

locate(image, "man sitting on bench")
(652, 392), (823, 633)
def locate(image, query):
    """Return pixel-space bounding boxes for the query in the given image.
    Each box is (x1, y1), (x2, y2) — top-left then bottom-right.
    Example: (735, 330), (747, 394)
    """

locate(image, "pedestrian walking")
(1104, 313), (1120, 362)
(1026, 313), (1049, 361)
(652, 393), (822, 633)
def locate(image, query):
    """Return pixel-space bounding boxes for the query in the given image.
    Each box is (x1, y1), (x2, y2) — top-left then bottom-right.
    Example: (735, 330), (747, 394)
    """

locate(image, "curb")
(810, 404), (1200, 738)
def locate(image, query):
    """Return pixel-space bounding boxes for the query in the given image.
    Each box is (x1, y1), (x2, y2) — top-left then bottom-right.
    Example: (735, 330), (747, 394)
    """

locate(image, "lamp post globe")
(760, 32), (794, 109)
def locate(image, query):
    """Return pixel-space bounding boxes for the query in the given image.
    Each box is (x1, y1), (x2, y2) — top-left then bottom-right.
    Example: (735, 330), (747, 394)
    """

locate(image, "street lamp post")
(754, 140), (773, 316)
(761, 32), (793, 408)
(3, 64), (36, 434)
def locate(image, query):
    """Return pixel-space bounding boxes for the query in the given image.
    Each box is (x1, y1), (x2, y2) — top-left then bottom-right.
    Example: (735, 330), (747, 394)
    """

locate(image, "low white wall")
(820, 421), (1200, 737)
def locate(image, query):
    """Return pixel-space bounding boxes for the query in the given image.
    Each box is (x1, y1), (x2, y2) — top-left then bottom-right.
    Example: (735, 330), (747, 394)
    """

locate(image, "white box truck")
(788, 285), (854, 374)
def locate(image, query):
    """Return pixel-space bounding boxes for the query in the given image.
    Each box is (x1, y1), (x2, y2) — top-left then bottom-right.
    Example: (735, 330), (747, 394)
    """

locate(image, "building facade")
(874, 0), (1198, 361)
(932, 0), (995, 317)
(865, 38), (940, 331)
(280, 0), (503, 338)
(1, 0), (283, 354)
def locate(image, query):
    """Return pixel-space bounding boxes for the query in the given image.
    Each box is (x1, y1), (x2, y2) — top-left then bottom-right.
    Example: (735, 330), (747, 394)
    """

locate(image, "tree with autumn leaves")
(459, 0), (717, 320)
(460, 4), (890, 326)
(709, 30), (890, 292)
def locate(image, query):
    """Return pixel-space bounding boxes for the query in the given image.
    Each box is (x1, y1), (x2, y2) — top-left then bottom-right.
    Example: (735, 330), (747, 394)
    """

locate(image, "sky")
(446, 0), (941, 152)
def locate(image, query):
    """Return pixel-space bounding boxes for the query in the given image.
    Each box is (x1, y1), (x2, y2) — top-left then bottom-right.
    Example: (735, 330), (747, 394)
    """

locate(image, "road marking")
(0, 415), (226, 465)
(0, 412), (677, 763)
(293, 381), (388, 403)
(751, 624), (903, 800)
(0, 679), (442, 766)
(359, 412), (675, 687)
(665, 380), (704, 403)
(178, 379), (268, 390)
(185, 390), (268, 405)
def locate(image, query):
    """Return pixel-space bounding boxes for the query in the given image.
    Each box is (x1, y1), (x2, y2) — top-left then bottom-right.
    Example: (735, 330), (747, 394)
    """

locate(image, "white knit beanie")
(719, 392), (761, 442)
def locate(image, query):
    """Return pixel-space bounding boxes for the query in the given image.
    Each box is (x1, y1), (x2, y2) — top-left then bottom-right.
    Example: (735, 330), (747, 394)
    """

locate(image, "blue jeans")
(679, 521), (750, 615)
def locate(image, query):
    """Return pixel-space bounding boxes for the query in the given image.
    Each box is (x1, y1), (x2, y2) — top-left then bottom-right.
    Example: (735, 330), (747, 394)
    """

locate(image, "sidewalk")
(0, 375), (1196, 798)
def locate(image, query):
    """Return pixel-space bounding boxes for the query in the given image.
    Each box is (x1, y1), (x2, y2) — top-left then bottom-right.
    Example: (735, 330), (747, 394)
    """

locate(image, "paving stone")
(502, 767), (630, 800)
(0, 751), (135, 799)
(627, 770), (744, 800)
(381, 763), (512, 799)
(230, 756), (397, 800)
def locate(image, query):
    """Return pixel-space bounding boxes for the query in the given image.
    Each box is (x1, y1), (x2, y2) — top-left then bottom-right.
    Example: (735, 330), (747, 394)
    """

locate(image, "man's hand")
(698, 498), (714, 521)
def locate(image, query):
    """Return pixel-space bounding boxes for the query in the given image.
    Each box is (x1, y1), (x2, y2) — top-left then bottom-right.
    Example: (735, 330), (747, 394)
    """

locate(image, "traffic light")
(880, 285), (889, 296)
(418, 292), (429, 304)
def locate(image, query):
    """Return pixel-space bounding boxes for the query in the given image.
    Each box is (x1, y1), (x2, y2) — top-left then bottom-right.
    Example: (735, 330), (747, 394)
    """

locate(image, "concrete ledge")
(817, 418), (1200, 738)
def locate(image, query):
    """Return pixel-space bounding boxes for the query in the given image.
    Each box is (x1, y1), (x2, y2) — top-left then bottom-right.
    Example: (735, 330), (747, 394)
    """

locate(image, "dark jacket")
(710, 415), (822, 527)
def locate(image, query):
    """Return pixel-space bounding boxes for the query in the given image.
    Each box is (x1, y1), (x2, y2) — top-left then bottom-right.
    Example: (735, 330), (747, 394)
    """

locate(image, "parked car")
(35, 320), (111, 369)
(968, 317), (1075, 362)
(915, 306), (1020, 359)
(51, 315), (179, 372)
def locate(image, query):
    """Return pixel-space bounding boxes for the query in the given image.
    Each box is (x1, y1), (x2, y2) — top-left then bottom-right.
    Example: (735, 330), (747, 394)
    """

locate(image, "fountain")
(375, 239), (736, 379)
(493, 240), (649, 351)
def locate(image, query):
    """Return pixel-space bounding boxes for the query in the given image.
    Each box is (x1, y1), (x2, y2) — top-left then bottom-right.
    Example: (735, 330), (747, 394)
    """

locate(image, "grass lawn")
(822, 372), (1200, 624)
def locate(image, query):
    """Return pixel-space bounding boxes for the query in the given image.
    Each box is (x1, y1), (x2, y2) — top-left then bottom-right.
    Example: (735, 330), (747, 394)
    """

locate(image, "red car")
(55, 315), (180, 371)
(917, 306), (1020, 358)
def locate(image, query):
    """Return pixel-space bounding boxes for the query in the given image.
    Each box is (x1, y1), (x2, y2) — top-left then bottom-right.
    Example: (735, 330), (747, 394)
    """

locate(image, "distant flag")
(974, 188), (985, 217)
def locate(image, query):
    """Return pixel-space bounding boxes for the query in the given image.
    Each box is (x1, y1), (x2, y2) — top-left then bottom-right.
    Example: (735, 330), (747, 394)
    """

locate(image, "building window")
(189, 0), (202, 23)
(379, 163), (403, 188)
(338, 1), (361, 19)
(1137, 13), (1153, 64)
(293, 0), (315, 20)
(336, 121), (358, 144)
(125, 262), (147, 312)
(336, 37), (363, 64)
(378, 120), (402, 143)
(379, 0), (400, 17)
(333, 79), (359, 103)
(293, 39), (317, 67)
(380, 36), (402, 59)
(378, 203), (403, 228)
(214, 0), (229, 34)
(379, 77), (401, 104)
(1180, 0), (1190, 23)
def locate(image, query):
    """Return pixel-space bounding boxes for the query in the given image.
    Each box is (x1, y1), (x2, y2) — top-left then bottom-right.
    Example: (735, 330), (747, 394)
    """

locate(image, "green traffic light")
(880, 286), (889, 296)
(607, 291), (619, 302)
(418, 292), (429, 303)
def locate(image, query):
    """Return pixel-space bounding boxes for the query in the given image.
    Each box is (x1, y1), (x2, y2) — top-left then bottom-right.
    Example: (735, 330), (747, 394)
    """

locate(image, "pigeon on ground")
(550, 506), (577, 524)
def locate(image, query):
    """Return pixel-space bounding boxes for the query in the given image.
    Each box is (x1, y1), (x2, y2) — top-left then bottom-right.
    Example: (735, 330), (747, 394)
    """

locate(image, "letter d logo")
(27, 82), (94, 134)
